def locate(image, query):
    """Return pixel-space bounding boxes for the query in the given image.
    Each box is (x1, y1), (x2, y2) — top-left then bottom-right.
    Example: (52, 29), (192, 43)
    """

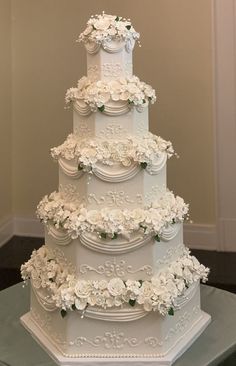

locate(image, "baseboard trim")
(0, 217), (14, 248)
(218, 218), (236, 252)
(184, 223), (218, 251)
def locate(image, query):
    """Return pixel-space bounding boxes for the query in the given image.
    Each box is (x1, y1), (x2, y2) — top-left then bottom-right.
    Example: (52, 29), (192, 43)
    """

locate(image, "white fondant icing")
(20, 13), (211, 363)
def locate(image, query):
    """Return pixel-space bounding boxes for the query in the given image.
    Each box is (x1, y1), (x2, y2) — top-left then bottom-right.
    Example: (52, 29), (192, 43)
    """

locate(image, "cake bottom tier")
(21, 282), (210, 365)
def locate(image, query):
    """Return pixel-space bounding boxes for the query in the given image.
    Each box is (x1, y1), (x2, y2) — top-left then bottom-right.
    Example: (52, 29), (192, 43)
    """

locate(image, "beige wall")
(0, 0), (12, 223)
(10, 0), (215, 223)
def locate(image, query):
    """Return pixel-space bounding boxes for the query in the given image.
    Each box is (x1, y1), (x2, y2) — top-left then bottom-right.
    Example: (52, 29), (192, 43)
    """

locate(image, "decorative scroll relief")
(58, 184), (164, 208)
(59, 183), (82, 202)
(87, 65), (99, 81)
(80, 233), (152, 255)
(100, 62), (133, 78)
(74, 123), (93, 138)
(87, 191), (143, 207)
(87, 185), (165, 208)
(79, 258), (153, 277)
(156, 244), (185, 266)
(164, 308), (200, 342)
(69, 330), (144, 349)
(98, 123), (128, 138)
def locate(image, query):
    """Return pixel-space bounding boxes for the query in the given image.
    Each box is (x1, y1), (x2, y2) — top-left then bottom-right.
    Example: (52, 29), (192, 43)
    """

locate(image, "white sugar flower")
(21, 246), (209, 316)
(65, 75), (156, 111)
(74, 280), (92, 298)
(75, 298), (88, 310)
(107, 278), (126, 296)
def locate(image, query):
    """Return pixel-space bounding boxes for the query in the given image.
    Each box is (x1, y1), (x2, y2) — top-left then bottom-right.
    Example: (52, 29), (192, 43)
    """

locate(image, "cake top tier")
(78, 13), (140, 50)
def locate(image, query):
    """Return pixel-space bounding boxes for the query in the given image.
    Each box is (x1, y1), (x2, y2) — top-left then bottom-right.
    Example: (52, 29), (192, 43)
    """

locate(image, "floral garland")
(36, 190), (189, 240)
(65, 76), (156, 112)
(78, 13), (140, 46)
(51, 132), (174, 171)
(21, 246), (209, 316)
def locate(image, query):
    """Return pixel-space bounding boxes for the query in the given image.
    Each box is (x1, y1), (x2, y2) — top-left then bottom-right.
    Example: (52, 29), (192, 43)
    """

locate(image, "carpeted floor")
(0, 236), (236, 293)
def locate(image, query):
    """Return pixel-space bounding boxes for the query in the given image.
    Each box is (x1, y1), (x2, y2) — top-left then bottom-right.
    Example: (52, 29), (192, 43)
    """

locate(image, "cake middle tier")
(44, 225), (185, 281)
(59, 162), (166, 210)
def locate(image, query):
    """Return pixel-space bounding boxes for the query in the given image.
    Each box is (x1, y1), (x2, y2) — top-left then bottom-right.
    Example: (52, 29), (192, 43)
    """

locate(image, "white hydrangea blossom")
(36, 190), (189, 240)
(20, 246), (74, 293)
(78, 13), (140, 45)
(51, 132), (174, 170)
(21, 245), (209, 316)
(65, 76), (156, 111)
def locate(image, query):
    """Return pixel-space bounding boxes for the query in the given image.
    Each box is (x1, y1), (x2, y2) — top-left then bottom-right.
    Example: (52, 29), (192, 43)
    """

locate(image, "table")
(0, 283), (235, 366)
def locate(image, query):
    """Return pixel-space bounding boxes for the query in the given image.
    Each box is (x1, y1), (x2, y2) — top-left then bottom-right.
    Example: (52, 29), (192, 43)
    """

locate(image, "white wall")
(0, 0), (12, 244)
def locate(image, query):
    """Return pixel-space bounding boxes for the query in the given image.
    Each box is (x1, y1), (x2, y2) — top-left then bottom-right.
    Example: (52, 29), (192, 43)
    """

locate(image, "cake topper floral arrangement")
(78, 12), (140, 45)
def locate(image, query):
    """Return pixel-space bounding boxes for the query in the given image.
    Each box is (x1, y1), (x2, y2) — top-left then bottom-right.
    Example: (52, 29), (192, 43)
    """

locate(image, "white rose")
(143, 299), (153, 312)
(86, 210), (101, 225)
(98, 280), (108, 290)
(107, 278), (126, 296)
(75, 298), (88, 310)
(74, 280), (92, 298)
(138, 281), (153, 298)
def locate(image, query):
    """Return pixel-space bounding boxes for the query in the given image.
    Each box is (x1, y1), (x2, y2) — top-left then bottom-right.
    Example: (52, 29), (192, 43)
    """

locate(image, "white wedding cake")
(21, 13), (211, 365)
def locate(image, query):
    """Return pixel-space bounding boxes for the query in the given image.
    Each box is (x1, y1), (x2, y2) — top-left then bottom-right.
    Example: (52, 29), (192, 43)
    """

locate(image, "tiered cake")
(21, 14), (211, 365)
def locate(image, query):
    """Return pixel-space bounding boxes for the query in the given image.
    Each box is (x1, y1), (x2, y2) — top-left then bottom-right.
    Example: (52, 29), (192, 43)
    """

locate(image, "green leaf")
(92, 25), (96, 30)
(112, 233), (118, 240)
(139, 224), (147, 232)
(172, 218), (176, 224)
(154, 234), (161, 242)
(140, 162), (148, 169)
(128, 99), (133, 104)
(100, 232), (107, 239)
(168, 307), (174, 316)
(72, 304), (76, 311)
(98, 105), (105, 112)
(142, 99), (146, 104)
(126, 25), (131, 30)
(115, 16), (119, 21)
(61, 309), (67, 318)
(129, 299), (136, 307)
(139, 280), (143, 286)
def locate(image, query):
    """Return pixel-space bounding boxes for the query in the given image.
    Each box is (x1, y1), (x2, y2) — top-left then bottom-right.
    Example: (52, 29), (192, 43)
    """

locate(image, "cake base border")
(20, 311), (211, 365)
